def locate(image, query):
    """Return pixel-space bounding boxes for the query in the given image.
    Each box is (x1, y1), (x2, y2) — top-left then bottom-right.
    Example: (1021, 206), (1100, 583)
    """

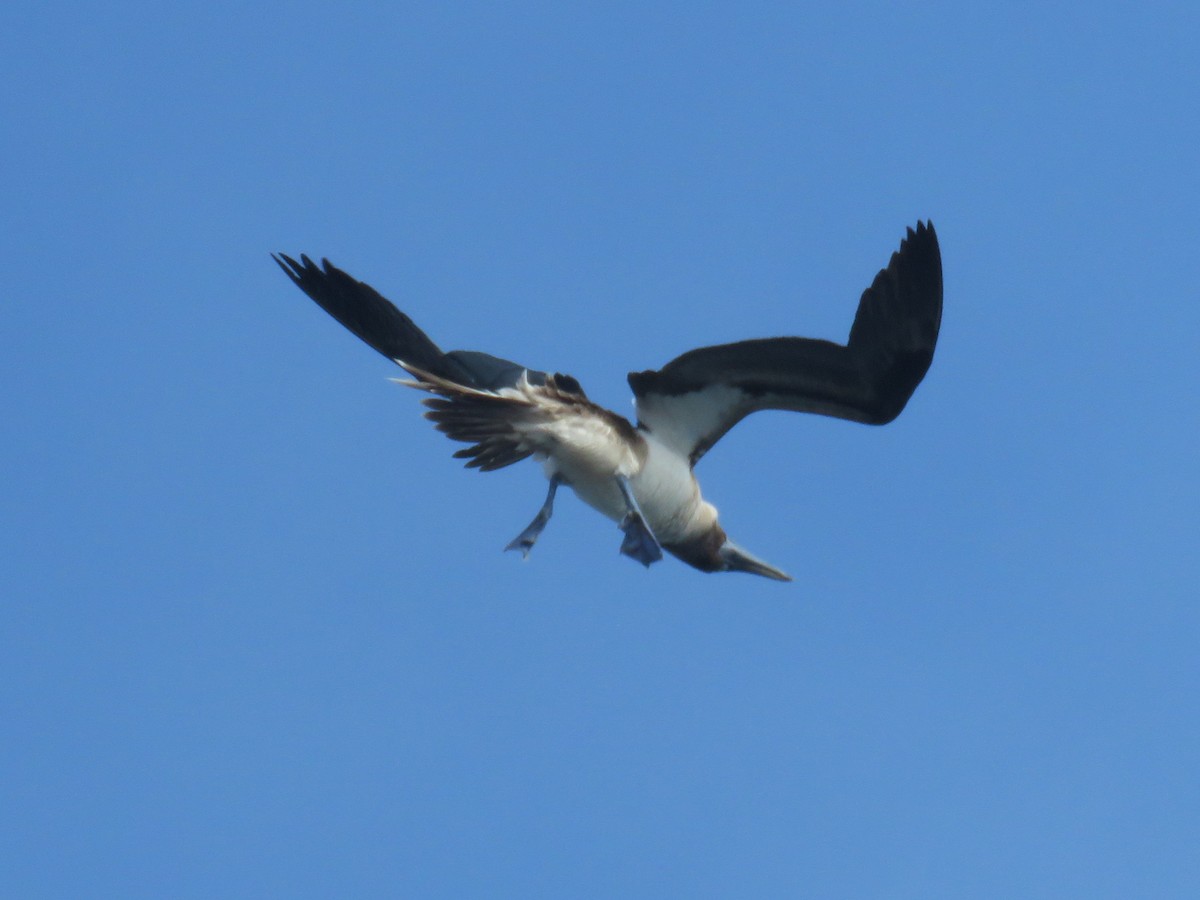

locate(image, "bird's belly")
(537, 420), (641, 522)
(566, 478), (628, 523)
(629, 445), (703, 543)
(549, 437), (701, 545)
(565, 477), (697, 543)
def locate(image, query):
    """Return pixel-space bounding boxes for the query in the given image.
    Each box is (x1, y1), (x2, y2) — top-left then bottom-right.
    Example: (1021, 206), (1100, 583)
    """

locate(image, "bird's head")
(664, 523), (792, 582)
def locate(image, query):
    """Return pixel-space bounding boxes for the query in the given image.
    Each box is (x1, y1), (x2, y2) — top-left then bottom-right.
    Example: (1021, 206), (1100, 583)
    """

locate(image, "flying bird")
(274, 221), (941, 581)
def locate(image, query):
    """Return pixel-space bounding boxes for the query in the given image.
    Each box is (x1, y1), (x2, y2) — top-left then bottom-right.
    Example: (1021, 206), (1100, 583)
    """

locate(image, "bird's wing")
(397, 364), (635, 473)
(275, 253), (604, 470)
(273, 253), (550, 392)
(627, 221), (942, 464)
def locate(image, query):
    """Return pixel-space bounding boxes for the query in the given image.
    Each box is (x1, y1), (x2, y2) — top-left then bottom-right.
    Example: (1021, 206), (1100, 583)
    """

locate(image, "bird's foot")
(504, 476), (560, 560)
(619, 512), (663, 568)
(504, 511), (550, 559)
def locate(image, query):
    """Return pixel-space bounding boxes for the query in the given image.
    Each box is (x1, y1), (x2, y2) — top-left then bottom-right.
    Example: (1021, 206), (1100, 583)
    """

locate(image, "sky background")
(3, 2), (1198, 897)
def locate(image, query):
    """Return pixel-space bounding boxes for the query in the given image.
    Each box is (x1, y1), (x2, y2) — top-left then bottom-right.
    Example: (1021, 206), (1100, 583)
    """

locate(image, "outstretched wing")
(627, 221), (942, 464)
(273, 254), (550, 391)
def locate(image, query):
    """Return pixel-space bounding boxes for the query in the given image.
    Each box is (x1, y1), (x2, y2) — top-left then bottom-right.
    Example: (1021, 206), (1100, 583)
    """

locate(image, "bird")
(274, 221), (941, 582)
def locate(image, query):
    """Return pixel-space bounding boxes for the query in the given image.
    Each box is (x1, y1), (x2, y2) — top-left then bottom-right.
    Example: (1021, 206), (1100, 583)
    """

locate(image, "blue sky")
(3, 2), (1198, 896)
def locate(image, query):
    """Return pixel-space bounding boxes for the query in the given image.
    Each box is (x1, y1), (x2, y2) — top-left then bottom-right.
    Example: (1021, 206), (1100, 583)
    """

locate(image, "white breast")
(537, 411), (642, 522)
(535, 412), (714, 544)
(630, 432), (715, 543)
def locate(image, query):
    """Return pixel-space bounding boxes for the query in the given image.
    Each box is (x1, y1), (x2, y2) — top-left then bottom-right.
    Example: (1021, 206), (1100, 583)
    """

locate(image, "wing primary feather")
(627, 221), (942, 463)
(274, 253), (548, 390)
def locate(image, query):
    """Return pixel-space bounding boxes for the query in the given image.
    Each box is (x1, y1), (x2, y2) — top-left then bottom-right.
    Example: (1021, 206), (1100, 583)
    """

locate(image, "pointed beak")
(718, 540), (792, 582)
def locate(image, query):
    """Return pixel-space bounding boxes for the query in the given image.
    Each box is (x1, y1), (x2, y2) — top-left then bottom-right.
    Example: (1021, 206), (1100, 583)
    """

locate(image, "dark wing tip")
(273, 251), (452, 369)
(846, 219), (943, 423)
(271, 252), (345, 292)
(271, 251), (302, 282)
(273, 254), (555, 395)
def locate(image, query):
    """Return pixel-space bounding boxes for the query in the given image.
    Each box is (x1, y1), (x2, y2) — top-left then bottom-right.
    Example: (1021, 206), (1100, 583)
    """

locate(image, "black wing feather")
(273, 254), (548, 391)
(627, 221), (942, 462)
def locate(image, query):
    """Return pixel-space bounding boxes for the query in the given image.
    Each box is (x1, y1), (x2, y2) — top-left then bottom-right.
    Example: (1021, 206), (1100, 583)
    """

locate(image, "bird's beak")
(718, 541), (792, 582)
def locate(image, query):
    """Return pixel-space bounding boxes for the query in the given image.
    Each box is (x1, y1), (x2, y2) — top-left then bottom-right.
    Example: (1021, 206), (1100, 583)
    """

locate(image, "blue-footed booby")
(274, 221), (941, 581)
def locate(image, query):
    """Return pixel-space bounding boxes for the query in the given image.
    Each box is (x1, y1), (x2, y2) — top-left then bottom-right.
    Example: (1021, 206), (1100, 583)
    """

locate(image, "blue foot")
(504, 512), (550, 559)
(619, 512), (663, 568)
(505, 476), (560, 559)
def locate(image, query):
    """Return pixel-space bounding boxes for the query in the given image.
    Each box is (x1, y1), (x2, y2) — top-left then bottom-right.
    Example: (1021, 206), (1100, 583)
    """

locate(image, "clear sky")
(3, 2), (1198, 897)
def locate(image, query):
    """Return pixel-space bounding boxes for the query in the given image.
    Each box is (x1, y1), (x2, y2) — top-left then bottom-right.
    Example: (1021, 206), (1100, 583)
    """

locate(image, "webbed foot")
(619, 511), (663, 568)
(504, 476), (560, 560)
(505, 511), (551, 559)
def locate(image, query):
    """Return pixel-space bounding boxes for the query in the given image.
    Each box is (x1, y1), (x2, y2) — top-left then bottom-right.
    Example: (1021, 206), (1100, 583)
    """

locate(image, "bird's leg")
(504, 475), (562, 559)
(615, 475), (663, 568)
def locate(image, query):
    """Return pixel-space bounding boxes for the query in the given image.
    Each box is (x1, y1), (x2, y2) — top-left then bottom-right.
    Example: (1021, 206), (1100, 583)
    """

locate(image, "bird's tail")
(394, 364), (592, 472)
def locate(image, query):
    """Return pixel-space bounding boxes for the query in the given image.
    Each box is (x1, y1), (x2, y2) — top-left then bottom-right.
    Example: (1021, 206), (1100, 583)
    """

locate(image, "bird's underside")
(274, 220), (942, 580)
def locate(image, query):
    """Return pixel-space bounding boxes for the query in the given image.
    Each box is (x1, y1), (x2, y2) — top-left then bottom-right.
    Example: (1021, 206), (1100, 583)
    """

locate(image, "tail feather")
(395, 363), (592, 472)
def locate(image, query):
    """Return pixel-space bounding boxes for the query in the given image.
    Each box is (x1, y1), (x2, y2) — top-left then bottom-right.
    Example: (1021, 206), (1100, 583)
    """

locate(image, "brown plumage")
(396, 364), (639, 473)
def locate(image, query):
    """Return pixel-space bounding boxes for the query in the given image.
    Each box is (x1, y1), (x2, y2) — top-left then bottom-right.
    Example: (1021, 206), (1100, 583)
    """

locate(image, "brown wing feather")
(397, 365), (602, 472)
